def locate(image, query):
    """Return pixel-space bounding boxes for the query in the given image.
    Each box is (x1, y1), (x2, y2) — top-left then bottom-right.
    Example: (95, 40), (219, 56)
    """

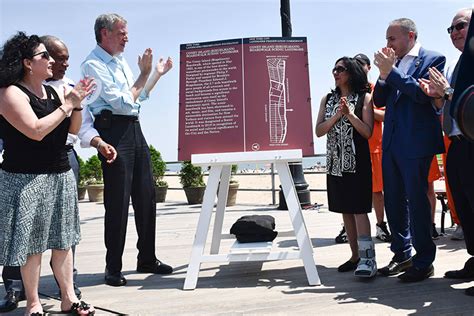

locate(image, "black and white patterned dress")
(0, 84), (80, 266)
(325, 92), (372, 214)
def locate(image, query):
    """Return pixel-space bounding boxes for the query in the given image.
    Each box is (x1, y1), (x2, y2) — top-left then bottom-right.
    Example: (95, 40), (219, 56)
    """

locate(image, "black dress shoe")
(378, 258), (413, 276)
(445, 268), (474, 279)
(104, 270), (127, 287)
(398, 265), (434, 282)
(137, 259), (173, 274)
(0, 289), (24, 313)
(445, 257), (474, 279)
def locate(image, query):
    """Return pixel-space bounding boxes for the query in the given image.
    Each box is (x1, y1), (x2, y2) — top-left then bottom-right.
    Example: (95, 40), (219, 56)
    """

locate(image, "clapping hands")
(65, 77), (96, 109)
(138, 48), (173, 79)
(155, 57), (173, 77)
(374, 47), (397, 79)
(339, 97), (352, 116)
(418, 67), (450, 98)
(138, 48), (153, 76)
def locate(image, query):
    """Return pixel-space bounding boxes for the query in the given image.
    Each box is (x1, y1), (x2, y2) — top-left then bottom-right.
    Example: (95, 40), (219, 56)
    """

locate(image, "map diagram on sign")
(267, 58), (287, 144)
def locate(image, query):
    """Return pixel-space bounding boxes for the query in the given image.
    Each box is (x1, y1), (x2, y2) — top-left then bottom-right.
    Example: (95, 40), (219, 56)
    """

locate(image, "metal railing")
(164, 154), (327, 205)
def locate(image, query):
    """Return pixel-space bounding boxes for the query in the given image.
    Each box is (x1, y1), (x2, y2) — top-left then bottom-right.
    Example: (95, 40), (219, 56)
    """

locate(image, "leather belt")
(95, 114), (139, 122)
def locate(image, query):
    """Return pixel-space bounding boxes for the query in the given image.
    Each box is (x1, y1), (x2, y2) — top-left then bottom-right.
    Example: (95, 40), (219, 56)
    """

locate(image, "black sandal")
(62, 301), (95, 315)
(338, 258), (360, 272)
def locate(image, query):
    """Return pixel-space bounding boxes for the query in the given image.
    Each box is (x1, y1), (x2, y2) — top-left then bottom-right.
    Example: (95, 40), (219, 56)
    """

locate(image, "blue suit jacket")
(373, 47), (446, 158)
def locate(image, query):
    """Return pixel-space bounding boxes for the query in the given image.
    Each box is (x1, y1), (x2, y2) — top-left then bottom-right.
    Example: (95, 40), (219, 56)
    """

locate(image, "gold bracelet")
(58, 106), (70, 118)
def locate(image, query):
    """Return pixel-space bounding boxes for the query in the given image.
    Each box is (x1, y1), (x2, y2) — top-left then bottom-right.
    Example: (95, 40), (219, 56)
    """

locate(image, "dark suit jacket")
(373, 47), (446, 158)
(452, 8), (474, 118)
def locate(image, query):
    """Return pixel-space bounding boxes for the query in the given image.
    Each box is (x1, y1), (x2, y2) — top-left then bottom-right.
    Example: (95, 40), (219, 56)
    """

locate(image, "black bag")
(230, 215), (278, 243)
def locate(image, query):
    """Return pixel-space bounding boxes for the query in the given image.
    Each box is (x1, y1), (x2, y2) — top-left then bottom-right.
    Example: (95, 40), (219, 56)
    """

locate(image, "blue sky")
(1, 0), (471, 161)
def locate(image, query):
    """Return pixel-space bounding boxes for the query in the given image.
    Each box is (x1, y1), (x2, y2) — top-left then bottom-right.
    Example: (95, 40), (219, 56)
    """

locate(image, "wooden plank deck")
(1, 199), (473, 315)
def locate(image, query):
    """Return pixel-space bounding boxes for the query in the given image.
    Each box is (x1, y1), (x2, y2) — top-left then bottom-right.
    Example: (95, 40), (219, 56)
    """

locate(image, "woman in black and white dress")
(316, 56), (376, 278)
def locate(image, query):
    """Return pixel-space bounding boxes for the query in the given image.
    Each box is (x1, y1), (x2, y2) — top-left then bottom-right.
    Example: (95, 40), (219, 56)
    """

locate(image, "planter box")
(77, 186), (87, 200)
(87, 184), (104, 202)
(155, 186), (168, 203)
(226, 182), (239, 206)
(183, 186), (206, 205)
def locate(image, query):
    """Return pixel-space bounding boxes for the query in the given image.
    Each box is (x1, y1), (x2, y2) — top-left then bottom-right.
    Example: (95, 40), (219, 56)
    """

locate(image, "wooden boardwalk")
(1, 199), (473, 315)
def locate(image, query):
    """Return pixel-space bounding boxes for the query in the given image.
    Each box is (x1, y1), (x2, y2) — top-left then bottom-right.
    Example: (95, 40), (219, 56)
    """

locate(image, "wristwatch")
(444, 86), (454, 101)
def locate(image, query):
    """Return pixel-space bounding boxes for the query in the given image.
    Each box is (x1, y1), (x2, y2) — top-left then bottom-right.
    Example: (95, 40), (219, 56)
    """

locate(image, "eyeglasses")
(332, 66), (347, 74)
(447, 21), (467, 34)
(32, 51), (50, 60)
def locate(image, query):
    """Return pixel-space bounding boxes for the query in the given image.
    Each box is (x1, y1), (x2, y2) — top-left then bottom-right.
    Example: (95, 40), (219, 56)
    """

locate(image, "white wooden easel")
(183, 149), (320, 290)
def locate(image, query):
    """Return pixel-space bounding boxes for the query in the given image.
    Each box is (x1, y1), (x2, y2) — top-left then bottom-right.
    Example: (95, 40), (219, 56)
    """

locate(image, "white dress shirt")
(44, 77), (99, 148)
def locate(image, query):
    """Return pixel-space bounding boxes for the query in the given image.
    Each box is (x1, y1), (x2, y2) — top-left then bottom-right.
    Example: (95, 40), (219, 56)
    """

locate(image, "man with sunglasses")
(419, 8), (474, 296)
(373, 18), (446, 283)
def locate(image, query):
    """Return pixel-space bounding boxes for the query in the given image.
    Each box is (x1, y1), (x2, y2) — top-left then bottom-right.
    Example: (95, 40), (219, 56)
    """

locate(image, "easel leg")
(276, 162), (321, 285)
(183, 165), (223, 290)
(211, 165), (231, 254)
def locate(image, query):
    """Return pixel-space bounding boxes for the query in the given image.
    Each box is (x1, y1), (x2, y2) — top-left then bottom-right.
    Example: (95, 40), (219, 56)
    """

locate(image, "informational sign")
(178, 37), (313, 160)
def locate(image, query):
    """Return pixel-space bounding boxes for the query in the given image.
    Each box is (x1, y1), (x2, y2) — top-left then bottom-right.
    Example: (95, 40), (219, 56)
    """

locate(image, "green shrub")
(83, 155), (103, 185)
(149, 145), (167, 187)
(179, 161), (205, 188)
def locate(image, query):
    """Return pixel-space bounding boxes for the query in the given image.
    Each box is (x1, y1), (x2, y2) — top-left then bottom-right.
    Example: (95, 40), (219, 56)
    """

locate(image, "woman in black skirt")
(316, 56), (376, 278)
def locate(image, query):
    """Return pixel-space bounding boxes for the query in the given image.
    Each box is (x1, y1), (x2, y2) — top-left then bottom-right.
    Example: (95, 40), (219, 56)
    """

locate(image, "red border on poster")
(178, 37), (313, 161)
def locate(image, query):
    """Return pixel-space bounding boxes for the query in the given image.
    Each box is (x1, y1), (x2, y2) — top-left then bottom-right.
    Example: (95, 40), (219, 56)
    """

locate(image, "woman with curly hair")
(316, 56), (376, 278)
(0, 32), (95, 315)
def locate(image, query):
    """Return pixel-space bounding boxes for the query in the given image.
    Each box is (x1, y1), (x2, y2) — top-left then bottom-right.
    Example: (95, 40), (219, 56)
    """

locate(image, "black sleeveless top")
(0, 84), (71, 174)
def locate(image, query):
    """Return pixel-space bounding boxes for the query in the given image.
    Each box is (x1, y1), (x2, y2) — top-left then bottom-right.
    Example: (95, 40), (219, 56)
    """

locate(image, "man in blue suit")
(373, 18), (445, 282)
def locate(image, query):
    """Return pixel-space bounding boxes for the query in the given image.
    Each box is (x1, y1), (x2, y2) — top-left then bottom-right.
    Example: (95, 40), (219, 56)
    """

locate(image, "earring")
(28, 68), (33, 75)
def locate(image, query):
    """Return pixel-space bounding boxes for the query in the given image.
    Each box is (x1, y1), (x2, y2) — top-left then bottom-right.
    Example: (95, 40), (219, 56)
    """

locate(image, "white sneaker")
(354, 258), (377, 278)
(451, 225), (464, 240)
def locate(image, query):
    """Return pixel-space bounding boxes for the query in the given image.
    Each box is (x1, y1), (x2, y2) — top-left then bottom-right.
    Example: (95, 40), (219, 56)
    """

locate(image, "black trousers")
(95, 118), (157, 273)
(2, 148), (79, 292)
(446, 138), (474, 256)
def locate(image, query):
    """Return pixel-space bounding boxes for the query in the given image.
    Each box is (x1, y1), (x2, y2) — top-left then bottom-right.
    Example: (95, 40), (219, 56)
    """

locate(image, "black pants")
(446, 138), (474, 255)
(1, 267), (22, 294)
(95, 118), (157, 273)
(2, 148), (79, 292)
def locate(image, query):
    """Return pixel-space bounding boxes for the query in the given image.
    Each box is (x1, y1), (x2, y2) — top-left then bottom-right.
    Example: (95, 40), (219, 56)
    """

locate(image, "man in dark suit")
(373, 18), (446, 282)
(418, 8), (474, 296)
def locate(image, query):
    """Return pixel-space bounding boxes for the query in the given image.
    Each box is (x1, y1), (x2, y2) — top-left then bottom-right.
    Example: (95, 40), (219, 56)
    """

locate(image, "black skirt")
(326, 130), (372, 214)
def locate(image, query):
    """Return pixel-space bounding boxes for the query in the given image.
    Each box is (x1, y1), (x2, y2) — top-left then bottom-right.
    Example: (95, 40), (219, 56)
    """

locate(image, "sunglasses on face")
(32, 50), (50, 60)
(332, 66), (347, 74)
(447, 21), (467, 34)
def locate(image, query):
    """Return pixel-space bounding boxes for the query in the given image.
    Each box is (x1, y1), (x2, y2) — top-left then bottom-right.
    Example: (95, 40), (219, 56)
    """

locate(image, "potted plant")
(83, 155), (104, 202)
(179, 160), (206, 205)
(149, 145), (168, 203)
(77, 155), (87, 200)
(226, 164), (239, 206)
